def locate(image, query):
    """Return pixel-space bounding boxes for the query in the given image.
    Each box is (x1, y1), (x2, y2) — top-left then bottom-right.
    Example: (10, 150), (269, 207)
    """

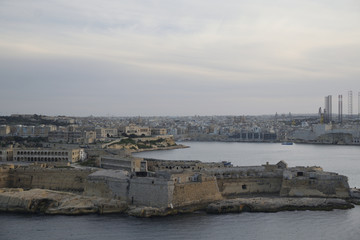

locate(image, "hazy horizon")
(1, 1), (359, 116)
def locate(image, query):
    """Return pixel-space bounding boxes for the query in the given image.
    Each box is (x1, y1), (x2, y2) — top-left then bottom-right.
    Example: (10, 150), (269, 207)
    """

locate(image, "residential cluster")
(1, 113), (360, 146)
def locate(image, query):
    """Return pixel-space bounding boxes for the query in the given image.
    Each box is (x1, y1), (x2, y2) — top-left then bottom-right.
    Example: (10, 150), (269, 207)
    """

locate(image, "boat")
(281, 142), (293, 145)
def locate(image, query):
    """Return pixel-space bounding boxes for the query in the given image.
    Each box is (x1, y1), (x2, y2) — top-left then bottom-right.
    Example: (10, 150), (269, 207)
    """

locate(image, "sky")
(0, 0), (359, 116)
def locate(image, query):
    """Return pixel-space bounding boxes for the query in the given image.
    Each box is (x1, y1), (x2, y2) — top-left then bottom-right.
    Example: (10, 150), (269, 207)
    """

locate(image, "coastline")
(0, 188), (357, 217)
(2, 142), (360, 218)
(131, 144), (189, 153)
(177, 139), (360, 146)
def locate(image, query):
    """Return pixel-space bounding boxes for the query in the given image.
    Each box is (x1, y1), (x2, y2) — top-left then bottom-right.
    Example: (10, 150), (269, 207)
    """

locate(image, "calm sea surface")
(1, 142), (360, 240)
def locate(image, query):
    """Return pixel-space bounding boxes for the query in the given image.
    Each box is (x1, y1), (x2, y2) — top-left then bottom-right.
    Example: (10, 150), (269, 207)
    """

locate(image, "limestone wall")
(172, 176), (222, 207)
(280, 171), (350, 198)
(8, 168), (94, 193)
(84, 170), (129, 201)
(0, 166), (12, 188)
(217, 177), (283, 197)
(128, 177), (174, 208)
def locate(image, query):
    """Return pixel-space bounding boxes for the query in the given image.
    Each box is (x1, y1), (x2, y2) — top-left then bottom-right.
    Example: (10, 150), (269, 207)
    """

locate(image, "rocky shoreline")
(132, 144), (189, 153)
(206, 197), (354, 214)
(0, 188), (357, 217)
(0, 188), (127, 215)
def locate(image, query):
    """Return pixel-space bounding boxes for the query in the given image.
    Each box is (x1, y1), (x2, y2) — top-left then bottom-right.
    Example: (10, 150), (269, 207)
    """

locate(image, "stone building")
(0, 125), (10, 136)
(125, 124), (151, 137)
(151, 128), (167, 136)
(100, 156), (146, 172)
(12, 148), (86, 164)
(0, 147), (13, 161)
(95, 128), (118, 140)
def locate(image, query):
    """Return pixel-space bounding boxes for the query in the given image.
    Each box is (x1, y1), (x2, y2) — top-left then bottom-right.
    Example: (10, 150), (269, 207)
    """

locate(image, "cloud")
(0, 0), (359, 115)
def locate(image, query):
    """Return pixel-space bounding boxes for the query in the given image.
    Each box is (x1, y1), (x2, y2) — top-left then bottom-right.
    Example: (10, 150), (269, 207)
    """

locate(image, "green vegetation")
(137, 144), (152, 149)
(120, 138), (136, 144)
(0, 115), (70, 126)
(107, 137), (176, 150)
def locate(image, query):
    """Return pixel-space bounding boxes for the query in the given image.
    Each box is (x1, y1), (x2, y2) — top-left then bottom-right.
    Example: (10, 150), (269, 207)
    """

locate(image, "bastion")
(0, 158), (358, 217)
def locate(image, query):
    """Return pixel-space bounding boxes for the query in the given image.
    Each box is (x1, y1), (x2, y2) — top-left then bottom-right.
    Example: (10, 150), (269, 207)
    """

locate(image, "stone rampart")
(8, 168), (94, 193)
(0, 166), (12, 188)
(172, 176), (222, 207)
(128, 177), (175, 208)
(280, 169), (350, 198)
(84, 170), (129, 200)
(217, 177), (283, 197)
(208, 167), (284, 197)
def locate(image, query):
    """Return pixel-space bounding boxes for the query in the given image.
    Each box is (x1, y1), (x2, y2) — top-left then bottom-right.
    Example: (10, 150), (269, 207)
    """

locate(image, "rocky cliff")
(0, 188), (127, 215)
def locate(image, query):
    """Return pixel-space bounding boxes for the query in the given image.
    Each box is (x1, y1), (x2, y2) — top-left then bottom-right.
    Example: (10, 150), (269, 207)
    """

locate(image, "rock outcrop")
(0, 188), (127, 215)
(206, 197), (354, 214)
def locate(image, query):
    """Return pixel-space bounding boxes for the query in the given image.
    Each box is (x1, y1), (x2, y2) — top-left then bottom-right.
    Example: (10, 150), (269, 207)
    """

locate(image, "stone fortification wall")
(0, 166), (13, 188)
(128, 177), (174, 208)
(84, 170), (129, 201)
(146, 158), (200, 172)
(280, 169), (350, 198)
(217, 177), (283, 196)
(8, 168), (94, 193)
(208, 167), (284, 197)
(172, 176), (222, 207)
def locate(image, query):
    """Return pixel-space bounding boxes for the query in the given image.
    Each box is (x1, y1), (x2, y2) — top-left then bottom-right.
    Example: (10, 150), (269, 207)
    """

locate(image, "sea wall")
(217, 177), (283, 197)
(84, 170), (129, 201)
(280, 169), (350, 198)
(128, 177), (175, 208)
(0, 166), (12, 188)
(209, 167), (284, 197)
(0, 188), (128, 215)
(172, 176), (222, 207)
(8, 168), (94, 193)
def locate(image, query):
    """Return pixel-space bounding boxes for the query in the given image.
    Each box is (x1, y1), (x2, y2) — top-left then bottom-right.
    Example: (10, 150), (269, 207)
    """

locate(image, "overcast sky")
(1, 0), (359, 116)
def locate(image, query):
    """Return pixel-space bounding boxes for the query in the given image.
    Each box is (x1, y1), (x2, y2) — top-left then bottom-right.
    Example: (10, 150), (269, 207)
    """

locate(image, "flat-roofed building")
(13, 148), (85, 164)
(151, 128), (167, 136)
(34, 125), (57, 137)
(100, 156), (146, 172)
(48, 131), (69, 143)
(0, 148), (13, 161)
(95, 128), (118, 139)
(0, 125), (10, 136)
(125, 124), (151, 137)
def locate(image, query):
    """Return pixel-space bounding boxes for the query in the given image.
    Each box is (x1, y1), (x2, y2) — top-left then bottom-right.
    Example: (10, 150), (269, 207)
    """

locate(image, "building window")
(242, 184), (247, 190)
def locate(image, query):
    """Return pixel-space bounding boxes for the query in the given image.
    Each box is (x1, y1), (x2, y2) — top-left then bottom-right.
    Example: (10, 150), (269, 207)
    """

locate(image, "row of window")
(16, 151), (69, 156)
(14, 157), (68, 162)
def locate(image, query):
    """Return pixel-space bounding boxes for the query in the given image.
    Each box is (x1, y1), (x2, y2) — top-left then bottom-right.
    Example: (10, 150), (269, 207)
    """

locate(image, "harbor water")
(1, 142), (360, 240)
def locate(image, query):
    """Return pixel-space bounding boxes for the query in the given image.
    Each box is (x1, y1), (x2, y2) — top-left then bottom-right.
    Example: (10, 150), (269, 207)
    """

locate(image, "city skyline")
(1, 0), (360, 116)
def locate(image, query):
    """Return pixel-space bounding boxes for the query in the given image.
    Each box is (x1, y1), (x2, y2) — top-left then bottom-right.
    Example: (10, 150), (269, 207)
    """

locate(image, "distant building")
(125, 124), (151, 137)
(49, 130), (96, 144)
(48, 131), (68, 143)
(0, 147), (13, 161)
(100, 156), (146, 172)
(34, 125), (57, 137)
(13, 148), (86, 164)
(0, 125), (10, 136)
(151, 128), (167, 136)
(82, 131), (96, 144)
(95, 128), (118, 140)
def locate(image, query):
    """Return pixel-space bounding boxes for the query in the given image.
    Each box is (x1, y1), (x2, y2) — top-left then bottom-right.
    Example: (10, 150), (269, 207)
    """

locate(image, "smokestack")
(338, 95), (343, 123)
(348, 90), (353, 118)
